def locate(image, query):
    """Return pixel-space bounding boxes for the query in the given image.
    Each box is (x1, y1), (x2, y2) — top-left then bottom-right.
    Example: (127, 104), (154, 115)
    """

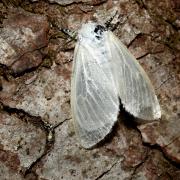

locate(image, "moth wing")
(106, 31), (161, 120)
(71, 41), (119, 148)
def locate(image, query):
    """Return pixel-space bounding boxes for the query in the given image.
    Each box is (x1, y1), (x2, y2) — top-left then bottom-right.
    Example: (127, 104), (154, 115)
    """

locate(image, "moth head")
(78, 22), (107, 42)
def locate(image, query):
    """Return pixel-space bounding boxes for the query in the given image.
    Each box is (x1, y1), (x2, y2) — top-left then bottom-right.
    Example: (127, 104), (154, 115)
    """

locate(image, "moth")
(71, 22), (161, 148)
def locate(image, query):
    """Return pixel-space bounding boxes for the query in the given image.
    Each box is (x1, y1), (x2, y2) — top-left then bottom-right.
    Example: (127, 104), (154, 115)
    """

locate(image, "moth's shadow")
(95, 102), (137, 149)
(119, 103), (137, 128)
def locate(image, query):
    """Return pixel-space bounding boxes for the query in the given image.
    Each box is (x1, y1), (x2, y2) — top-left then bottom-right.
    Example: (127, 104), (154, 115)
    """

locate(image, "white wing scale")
(106, 31), (161, 120)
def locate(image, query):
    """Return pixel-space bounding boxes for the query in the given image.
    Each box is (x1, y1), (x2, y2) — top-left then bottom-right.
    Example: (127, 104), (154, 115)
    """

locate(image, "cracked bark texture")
(0, 0), (179, 179)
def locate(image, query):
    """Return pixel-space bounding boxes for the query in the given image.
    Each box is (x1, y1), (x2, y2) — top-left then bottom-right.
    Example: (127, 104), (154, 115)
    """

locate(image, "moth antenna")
(105, 10), (118, 29)
(60, 28), (78, 41)
(51, 21), (77, 40)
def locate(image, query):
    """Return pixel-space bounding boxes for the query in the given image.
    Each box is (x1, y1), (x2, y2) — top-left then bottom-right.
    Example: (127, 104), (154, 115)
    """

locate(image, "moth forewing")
(71, 23), (119, 148)
(107, 31), (161, 120)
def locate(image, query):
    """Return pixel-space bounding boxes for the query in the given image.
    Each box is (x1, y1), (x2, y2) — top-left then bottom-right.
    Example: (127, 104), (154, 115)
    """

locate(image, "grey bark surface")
(0, 0), (179, 179)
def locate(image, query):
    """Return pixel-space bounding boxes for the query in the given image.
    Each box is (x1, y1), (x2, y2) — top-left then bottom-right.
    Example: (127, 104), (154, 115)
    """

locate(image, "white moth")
(71, 22), (161, 148)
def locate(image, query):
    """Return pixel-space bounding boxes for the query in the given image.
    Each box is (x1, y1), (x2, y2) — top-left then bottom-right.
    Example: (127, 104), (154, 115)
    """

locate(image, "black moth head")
(94, 25), (106, 40)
